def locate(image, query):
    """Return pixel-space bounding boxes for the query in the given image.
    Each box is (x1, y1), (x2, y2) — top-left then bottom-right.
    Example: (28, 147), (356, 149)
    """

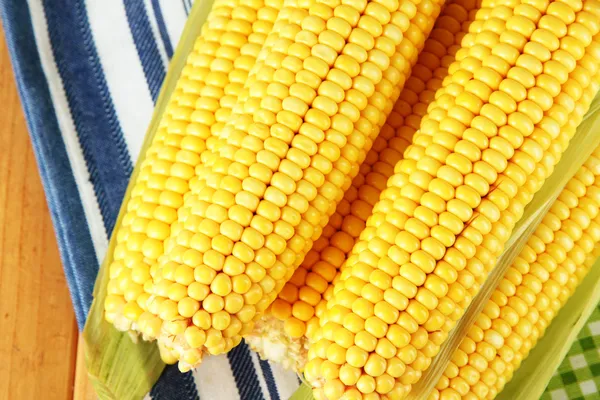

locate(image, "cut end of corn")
(246, 316), (310, 372)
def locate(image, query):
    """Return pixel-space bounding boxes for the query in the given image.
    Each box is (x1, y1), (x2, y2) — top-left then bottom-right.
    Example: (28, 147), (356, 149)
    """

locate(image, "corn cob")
(145, 0), (447, 371)
(140, 0), (331, 363)
(436, 0), (600, 329)
(142, 0), (298, 358)
(429, 146), (600, 400)
(305, 0), (600, 398)
(103, 0), (282, 334)
(245, 0), (478, 372)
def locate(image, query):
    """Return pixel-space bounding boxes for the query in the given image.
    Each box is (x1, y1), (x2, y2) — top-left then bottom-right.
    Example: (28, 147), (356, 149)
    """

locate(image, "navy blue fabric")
(124, 0), (167, 102)
(259, 359), (281, 400)
(44, 0), (133, 237)
(151, 0), (174, 58)
(229, 344), (266, 400)
(0, 0), (99, 327)
(151, 366), (200, 400)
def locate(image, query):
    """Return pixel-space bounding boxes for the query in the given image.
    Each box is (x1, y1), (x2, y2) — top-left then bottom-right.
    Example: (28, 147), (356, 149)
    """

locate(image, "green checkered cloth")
(541, 304), (600, 400)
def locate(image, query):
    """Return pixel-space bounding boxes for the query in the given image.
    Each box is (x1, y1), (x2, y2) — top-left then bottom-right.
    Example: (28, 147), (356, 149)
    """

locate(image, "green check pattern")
(540, 304), (600, 400)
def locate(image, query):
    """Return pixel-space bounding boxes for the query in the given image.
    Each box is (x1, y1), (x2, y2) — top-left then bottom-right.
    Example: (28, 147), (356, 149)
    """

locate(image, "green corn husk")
(83, 1), (215, 399)
(291, 93), (600, 400)
(291, 382), (315, 400)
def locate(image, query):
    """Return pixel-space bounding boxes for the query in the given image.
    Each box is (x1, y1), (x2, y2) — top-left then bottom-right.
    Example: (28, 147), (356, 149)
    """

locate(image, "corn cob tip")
(158, 341), (180, 365)
(156, 326), (208, 372)
(245, 317), (310, 372)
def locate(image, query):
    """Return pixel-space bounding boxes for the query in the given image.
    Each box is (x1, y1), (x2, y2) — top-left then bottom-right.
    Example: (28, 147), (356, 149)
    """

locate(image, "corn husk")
(83, 1), (215, 398)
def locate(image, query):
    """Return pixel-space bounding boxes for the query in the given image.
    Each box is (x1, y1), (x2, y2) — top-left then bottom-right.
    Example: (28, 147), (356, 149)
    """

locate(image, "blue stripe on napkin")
(123, 0), (166, 102)
(151, 0), (174, 58)
(43, 0), (133, 236)
(229, 344), (266, 400)
(260, 359), (281, 400)
(182, 0), (191, 15)
(150, 366), (199, 400)
(0, 0), (99, 328)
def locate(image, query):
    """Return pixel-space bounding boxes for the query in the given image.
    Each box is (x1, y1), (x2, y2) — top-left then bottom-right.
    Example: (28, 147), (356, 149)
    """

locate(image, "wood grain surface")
(0, 25), (93, 400)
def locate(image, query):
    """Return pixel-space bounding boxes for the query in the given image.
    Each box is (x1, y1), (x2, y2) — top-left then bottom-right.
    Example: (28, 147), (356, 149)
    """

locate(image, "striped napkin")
(2, 0), (599, 399)
(0, 0), (298, 398)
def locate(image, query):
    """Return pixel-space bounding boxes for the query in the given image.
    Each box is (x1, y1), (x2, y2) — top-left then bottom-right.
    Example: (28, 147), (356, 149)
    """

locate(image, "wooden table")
(0, 27), (95, 400)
